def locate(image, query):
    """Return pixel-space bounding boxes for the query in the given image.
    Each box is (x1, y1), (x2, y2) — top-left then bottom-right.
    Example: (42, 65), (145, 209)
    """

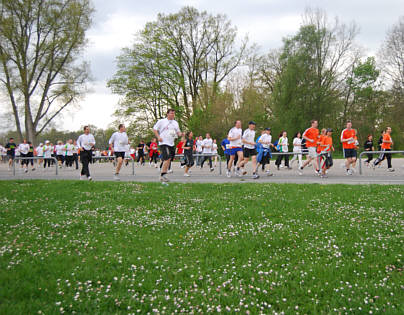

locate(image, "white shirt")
(65, 143), (74, 156)
(153, 118), (180, 146)
(43, 145), (52, 158)
(293, 137), (302, 153)
(109, 131), (129, 152)
(212, 143), (218, 154)
(242, 129), (256, 149)
(36, 146), (44, 156)
(228, 127), (242, 147)
(196, 140), (203, 152)
(73, 145), (79, 154)
(19, 143), (30, 154)
(279, 137), (289, 153)
(55, 144), (65, 155)
(202, 138), (213, 154)
(77, 134), (96, 150)
(259, 134), (272, 149)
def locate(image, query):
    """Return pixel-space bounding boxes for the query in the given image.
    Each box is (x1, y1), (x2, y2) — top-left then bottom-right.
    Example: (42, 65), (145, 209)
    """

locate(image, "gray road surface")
(1, 158), (403, 185)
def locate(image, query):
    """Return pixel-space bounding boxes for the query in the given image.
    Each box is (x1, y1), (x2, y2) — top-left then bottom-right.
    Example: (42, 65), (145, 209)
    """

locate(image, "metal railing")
(358, 150), (404, 175)
(91, 156), (135, 176)
(13, 156), (58, 176)
(175, 154), (222, 175)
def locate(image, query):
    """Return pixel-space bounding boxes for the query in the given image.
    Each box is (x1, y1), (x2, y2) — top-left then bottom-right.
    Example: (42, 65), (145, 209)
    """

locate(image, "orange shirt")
(381, 133), (392, 149)
(321, 136), (333, 152)
(341, 129), (356, 149)
(317, 134), (325, 153)
(303, 127), (319, 147)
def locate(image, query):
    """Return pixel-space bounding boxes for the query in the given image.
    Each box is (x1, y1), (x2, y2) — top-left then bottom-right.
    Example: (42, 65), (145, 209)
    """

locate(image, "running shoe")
(265, 170), (273, 176)
(88, 176), (93, 181)
(241, 169), (247, 175)
(24, 169), (28, 173)
(32, 168), (36, 171)
(167, 169), (173, 174)
(320, 174), (328, 178)
(387, 168), (395, 172)
(184, 173), (190, 177)
(113, 174), (120, 181)
(235, 169), (241, 177)
(346, 169), (353, 175)
(297, 166), (303, 176)
(160, 174), (169, 182)
(226, 170), (231, 178)
(210, 168), (214, 172)
(252, 174), (260, 179)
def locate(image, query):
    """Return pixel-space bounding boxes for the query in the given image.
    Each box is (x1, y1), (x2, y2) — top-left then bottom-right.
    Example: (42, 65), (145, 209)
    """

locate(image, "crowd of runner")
(1, 108), (397, 181)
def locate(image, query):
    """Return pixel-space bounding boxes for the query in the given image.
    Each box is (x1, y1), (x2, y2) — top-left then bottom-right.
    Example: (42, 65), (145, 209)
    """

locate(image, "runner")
(108, 124), (129, 181)
(317, 128), (327, 173)
(364, 135), (375, 166)
(64, 139), (75, 167)
(27, 141), (35, 171)
(5, 138), (16, 169)
(299, 120), (320, 175)
(373, 126), (394, 172)
(153, 109), (182, 183)
(212, 139), (218, 167)
(256, 128), (273, 177)
(201, 133), (214, 171)
(18, 139), (30, 173)
(43, 140), (52, 168)
(226, 120), (244, 177)
(77, 126), (96, 180)
(36, 143), (44, 167)
(55, 141), (65, 168)
(148, 138), (159, 168)
(241, 121), (258, 178)
(183, 131), (195, 177)
(136, 140), (146, 165)
(290, 132), (303, 168)
(195, 136), (203, 166)
(340, 120), (358, 175)
(73, 140), (79, 169)
(319, 128), (334, 178)
(275, 131), (291, 170)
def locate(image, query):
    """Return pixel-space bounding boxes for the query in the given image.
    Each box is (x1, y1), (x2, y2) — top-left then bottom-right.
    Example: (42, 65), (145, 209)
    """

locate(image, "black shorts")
(160, 145), (175, 161)
(325, 154), (333, 168)
(261, 153), (270, 165)
(7, 154), (14, 160)
(57, 155), (64, 162)
(243, 148), (257, 158)
(115, 152), (125, 159)
(184, 151), (194, 167)
(343, 149), (357, 158)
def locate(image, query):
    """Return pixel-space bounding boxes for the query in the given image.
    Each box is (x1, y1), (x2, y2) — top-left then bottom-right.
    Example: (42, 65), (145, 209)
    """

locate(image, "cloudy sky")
(61, 0), (403, 131)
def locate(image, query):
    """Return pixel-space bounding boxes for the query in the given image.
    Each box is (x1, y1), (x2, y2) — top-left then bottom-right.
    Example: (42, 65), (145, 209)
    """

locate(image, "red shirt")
(303, 127), (319, 147)
(341, 129), (356, 149)
(176, 141), (184, 154)
(149, 142), (158, 156)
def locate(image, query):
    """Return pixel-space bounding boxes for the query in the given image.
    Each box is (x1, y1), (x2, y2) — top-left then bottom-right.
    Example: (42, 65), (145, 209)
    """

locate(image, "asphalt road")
(1, 158), (403, 185)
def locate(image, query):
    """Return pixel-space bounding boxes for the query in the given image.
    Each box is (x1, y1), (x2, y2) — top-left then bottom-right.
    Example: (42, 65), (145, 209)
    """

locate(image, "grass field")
(0, 181), (403, 314)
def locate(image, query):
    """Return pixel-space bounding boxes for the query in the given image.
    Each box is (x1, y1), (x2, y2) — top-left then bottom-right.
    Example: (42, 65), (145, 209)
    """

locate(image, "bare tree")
(0, 0), (93, 144)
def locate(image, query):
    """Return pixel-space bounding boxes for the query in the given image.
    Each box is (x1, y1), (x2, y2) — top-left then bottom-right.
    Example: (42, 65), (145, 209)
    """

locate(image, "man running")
(5, 138), (16, 170)
(43, 141), (52, 168)
(226, 120), (244, 177)
(299, 120), (320, 175)
(148, 138), (159, 168)
(36, 143), (44, 168)
(319, 129), (334, 178)
(109, 124), (129, 181)
(373, 126), (394, 172)
(77, 126), (96, 180)
(257, 128), (273, 177)
(340, 120), (357, 175)
(18, 139), (30, 173)
(136, 140), (146, 165)
(242, 121), (258, 179)
(64, 139), (75, 168)
(153, 109), (182, 183)
(201, 133), (214, 171)
(183, 131), (195, 177)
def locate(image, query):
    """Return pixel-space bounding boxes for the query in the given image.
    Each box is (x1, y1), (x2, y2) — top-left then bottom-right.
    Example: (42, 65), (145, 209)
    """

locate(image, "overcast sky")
(60, 0), (403, 131)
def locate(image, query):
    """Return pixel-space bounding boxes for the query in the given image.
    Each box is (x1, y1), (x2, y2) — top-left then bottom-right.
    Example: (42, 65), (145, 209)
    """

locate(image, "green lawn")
(0, 181), (403, 314)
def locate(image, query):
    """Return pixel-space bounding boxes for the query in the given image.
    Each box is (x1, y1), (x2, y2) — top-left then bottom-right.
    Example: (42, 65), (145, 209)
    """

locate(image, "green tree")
(108, 6), (248, 132)
(0, 0), (93, 144)
(271, 9), (359, 136)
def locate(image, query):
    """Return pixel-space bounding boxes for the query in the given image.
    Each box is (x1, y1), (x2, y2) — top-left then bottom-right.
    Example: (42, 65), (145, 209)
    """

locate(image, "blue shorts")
(229, 147), (243, 156)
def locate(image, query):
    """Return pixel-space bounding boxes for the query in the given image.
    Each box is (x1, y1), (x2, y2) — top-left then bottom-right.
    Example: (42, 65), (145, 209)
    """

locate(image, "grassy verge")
(0, 181), (403, 314)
